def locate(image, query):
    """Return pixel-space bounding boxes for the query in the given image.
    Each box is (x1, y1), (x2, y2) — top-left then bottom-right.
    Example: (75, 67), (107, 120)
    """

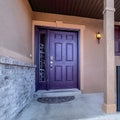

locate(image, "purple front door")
(49, 30), (78, 89)
(35, 27), (78, 90)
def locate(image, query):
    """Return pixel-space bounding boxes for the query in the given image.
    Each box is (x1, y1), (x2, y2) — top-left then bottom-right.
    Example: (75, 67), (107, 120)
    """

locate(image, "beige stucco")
(0, 0), (118, 94)
(32, 12), (105, 93)
(0, 0), (32, 63)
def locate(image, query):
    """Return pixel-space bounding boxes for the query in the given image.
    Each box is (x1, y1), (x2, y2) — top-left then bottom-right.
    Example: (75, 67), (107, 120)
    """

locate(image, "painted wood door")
(49, 30), (78, 89)
(117, 66), (120, 111)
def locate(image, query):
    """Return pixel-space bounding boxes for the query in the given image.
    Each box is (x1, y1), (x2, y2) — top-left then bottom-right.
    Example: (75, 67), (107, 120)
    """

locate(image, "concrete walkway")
(16, 89), (120, 120)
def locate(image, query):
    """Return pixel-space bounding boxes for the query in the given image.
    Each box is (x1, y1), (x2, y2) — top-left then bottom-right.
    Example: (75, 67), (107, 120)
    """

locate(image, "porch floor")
(16, 89), (120, 120)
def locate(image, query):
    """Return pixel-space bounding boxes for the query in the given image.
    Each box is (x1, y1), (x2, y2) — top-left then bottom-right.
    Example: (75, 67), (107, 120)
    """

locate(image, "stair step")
(34, 89), (81, 98)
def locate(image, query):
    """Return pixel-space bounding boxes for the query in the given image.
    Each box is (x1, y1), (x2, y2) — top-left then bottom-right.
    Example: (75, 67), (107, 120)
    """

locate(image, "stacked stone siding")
(0, 56), (35, 120)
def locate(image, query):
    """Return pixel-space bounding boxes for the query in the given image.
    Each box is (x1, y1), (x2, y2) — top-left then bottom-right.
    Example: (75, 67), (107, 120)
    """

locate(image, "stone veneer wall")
(0, 56), (35, 120)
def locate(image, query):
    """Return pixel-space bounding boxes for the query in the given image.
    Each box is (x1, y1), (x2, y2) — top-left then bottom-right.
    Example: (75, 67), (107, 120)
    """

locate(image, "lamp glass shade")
(96, 32), (101, 39)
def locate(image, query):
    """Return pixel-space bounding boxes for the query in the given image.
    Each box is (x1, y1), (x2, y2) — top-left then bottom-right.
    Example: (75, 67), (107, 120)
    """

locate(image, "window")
(115, 26), (120, 56)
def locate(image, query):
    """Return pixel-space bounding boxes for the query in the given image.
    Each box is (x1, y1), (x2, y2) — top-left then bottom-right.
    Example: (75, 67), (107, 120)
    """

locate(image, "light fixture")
(96, 32), (102, 44)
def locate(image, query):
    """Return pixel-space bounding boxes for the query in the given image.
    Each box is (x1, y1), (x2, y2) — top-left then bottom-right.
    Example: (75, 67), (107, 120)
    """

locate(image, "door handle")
(50, 61), (53, 64)
(50, 56), (53, 69)
(50, 61), (53, 68)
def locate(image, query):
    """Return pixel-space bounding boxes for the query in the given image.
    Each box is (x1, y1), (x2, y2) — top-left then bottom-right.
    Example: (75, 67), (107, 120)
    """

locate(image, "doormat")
(37, 96), (75, 104)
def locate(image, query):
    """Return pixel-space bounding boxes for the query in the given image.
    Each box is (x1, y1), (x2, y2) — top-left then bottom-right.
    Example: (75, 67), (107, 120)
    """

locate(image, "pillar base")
(102, 103), (116, 114)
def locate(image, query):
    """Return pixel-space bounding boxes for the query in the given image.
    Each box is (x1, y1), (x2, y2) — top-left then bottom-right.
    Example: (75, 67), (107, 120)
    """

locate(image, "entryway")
(16, 90), (105, 120)
(35, 27), (79, 90)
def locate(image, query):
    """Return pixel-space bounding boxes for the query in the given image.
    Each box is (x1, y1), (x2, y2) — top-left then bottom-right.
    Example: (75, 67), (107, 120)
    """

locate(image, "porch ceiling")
(28, 0), (120, 21)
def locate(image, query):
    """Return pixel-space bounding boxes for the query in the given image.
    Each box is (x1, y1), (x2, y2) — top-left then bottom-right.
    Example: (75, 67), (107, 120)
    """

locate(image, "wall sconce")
(96, 32), (102, 44)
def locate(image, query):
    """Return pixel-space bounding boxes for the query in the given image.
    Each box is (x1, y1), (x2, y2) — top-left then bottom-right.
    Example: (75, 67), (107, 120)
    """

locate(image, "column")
(103, 0), (116, 113)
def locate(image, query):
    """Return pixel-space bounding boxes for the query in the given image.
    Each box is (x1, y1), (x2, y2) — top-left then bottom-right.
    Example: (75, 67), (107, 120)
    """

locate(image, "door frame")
(33, 20), (85, 92)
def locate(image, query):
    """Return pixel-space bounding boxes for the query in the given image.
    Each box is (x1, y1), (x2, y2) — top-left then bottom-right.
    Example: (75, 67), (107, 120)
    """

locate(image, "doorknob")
(50, 61), (53, 64)
(50, 56), (53, 69)
(50, 60), (53, 69)
(50, 61), (53, 68)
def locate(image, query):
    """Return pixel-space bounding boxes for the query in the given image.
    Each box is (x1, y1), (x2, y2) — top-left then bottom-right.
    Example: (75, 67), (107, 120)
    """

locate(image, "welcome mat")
(37, 96), (75, 104)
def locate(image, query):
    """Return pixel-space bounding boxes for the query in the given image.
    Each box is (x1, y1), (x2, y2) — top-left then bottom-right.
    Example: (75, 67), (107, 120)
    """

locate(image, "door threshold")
(34, 89), (81, 98)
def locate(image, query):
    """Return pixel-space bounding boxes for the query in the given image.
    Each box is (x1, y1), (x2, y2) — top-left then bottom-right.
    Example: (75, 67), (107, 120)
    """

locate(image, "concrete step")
(75, 114), (120, 120)
(34, 89), (81, 98)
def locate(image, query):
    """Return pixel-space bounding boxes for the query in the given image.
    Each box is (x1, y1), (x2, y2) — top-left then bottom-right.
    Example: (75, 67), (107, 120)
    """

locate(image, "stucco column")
(103, 0), (116, 113)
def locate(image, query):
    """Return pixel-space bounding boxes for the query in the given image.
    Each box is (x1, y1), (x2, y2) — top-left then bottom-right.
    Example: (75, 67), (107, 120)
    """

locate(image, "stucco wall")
(0, 0), (32, 63)
(32, 12), (105, 93)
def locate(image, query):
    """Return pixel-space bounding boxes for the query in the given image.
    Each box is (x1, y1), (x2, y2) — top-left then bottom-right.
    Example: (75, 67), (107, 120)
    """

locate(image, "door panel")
(66, 43), (73, 61)
(49, 30), (78, 89)
(66, 66), (73, 81)
(35, 29), (48, 90)
(55, 43), (62, 61)
(55, 66), (62, 81)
